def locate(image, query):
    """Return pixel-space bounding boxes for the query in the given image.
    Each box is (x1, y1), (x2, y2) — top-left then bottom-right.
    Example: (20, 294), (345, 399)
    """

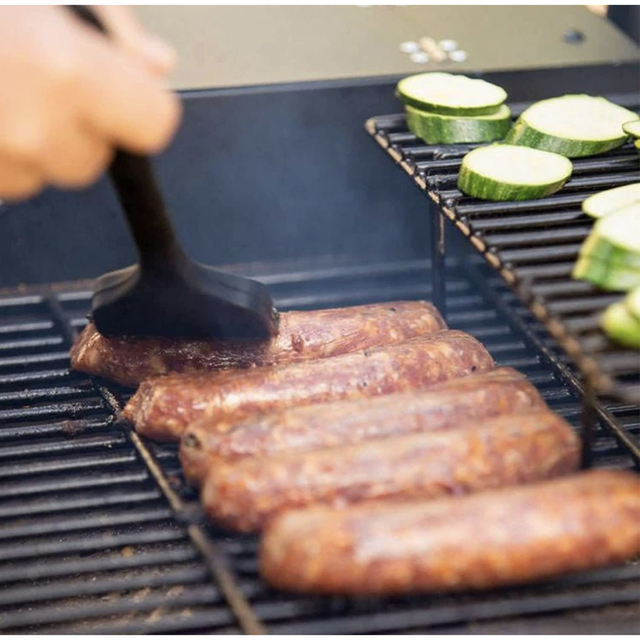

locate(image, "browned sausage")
(201, 410), (580, 532)
(70, 301), (446, 387)
(124, 330), (494, 442)
(180, 367), (546, 487)
(259, 469), (640, 595)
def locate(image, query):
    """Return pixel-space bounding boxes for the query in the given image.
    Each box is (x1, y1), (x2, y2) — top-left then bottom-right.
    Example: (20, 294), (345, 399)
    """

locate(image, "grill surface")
(366, 92), (640, 405)
(0, 255), (638, 634)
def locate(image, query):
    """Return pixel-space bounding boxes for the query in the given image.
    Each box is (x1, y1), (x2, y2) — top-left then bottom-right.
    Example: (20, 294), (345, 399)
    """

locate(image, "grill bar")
(0, 258), (639, 633)
(463, 261), (640, 466)
(105, 404), (266, 635)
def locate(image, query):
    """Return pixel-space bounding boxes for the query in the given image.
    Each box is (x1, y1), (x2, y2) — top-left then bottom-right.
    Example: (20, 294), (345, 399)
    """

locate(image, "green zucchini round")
(573, 256), (640, 291)
(457, 145), (572, 201)
(581, 184), (640, 219)
(625, 286), (640, 322)
(601, 302), (640, 348)
(623, 120), (640, 139)
(406, 105), (511, 144)
(505, 95), (639, 158)
(582, 207), (640, 268)
(396, 72), (507, 116)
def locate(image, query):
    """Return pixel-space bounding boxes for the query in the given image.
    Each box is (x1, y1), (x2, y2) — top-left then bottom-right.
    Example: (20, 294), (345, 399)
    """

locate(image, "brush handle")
(67, 5), (187, 270)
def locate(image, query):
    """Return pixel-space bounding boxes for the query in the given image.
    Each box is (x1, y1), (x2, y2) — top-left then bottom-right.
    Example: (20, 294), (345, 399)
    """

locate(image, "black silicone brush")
(69, 5), (277, 340)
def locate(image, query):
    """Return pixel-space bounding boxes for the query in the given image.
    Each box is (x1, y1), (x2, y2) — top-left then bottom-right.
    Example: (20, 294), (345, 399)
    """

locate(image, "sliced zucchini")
(623, 120), (640, 139)
(572, 255), (640, 291)
(405, 104), (511, 144)
(580, 207), (640, 268)
(505, 95), (639, 157)
(457, 145), (572, 201)
(625, 286), (640, 322)
(581, 184), (640, 219)
(601, 302), (640, 349)
(397, 72), (507, 116)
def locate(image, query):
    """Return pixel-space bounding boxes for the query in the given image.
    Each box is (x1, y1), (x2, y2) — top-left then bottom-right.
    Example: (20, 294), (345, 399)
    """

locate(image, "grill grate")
(0, 257), (638, 633)
(366, 92), (640, 405)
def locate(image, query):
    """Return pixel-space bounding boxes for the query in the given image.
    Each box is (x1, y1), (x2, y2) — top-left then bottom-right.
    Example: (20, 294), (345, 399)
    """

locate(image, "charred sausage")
(70, 301), (446, 386)
(259, 470), (640, 595)
(201, 410), (580, 532)
(180, 367), (546, 487)
(124, 330), (494, 442)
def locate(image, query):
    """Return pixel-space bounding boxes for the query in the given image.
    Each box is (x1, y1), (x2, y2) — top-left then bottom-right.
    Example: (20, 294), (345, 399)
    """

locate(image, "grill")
(365, 91), (640, 407)
(0, 255), (639, 634)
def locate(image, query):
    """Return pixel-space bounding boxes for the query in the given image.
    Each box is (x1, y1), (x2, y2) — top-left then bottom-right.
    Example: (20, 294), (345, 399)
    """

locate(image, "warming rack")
(365, 92), (640, 409)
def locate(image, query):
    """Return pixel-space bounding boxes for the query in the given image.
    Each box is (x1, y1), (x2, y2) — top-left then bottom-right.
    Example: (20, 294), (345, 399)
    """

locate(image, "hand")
(0, 5), (181, 201)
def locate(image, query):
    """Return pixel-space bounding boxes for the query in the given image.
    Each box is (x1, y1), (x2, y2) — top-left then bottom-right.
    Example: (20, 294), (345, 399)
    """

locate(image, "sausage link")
(180, 367), (546, 487)
(201, 410), (580, 532)
(70, 301), (445, 386)
(259, 470), (640, 595)
(125, 330), (493, 442)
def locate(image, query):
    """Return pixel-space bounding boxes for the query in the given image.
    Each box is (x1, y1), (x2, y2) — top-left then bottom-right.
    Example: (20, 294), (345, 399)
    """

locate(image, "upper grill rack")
(366, 92), (640, 404)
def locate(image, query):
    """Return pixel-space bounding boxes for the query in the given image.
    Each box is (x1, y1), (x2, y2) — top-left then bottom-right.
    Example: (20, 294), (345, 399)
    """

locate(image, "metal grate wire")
(0, 257), (638, 633)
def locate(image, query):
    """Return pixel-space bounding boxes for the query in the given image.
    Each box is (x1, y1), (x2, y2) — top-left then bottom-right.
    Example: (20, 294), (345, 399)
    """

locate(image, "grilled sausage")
(201, 410), (580, 532)
(70, 301), (446, 387)
(124, 330), (494, 442)
(259, 470), (640, 595)
(180, 367), (546, 487)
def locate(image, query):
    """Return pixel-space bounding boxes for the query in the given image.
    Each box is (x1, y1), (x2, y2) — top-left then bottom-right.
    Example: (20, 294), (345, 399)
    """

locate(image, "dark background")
(0, 61), (638, 288)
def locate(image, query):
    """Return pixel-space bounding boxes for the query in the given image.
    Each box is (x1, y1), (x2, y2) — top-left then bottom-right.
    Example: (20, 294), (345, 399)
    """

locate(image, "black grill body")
(0, 61), (639, 633)
(1, 63), (638, 287)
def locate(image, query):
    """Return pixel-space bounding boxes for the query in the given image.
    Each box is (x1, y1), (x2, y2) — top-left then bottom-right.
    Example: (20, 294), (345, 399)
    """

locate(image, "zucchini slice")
(625, 286), (640, 322)
(584, 206), (640, 267)
(457, 145), (572, 201)
(505, 95), (639, 157)
(573, 255), (640, 291)
(405, 104), (512, 144)
(623, 120), (640, 139)
(397, 73), (507, 116)
(574, 207), (640, 290)
(601, 302), (640, 349)
(582, 184), (640, 219)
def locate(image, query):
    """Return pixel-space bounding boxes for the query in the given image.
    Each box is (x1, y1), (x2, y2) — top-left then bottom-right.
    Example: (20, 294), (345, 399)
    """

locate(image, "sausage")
(259, 469), (640, 595)
(180, 367), (546, 487)
(70, 301), (446, 386)
(201, 410), (580, 532)
(124, 330), (494, 442)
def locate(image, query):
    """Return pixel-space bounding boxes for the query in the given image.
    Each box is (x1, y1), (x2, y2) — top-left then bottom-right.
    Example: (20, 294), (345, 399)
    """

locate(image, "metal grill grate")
(0, 256), (638, 633)
(366, 92), (640, 405)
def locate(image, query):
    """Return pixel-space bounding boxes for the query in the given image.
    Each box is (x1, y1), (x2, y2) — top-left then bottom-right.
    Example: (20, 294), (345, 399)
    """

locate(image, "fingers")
(39, 123), (113, 189)
(72, 24), (182, 155)
(90, 5), (176, 77)
(0, 5), (181, 200)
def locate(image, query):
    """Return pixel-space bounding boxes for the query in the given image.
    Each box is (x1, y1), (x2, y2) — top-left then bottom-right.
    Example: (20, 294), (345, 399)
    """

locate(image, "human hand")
(0, 5), (181, 201)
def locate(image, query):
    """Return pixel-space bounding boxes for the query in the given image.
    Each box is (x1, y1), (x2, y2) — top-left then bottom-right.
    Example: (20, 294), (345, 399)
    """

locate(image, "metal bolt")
(400, 41), (420, 54)
(563, 29), (585, 44)
(410, 52), (430, 64)
(449, 50), (468, 62)
(439, 39), (459, 52)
